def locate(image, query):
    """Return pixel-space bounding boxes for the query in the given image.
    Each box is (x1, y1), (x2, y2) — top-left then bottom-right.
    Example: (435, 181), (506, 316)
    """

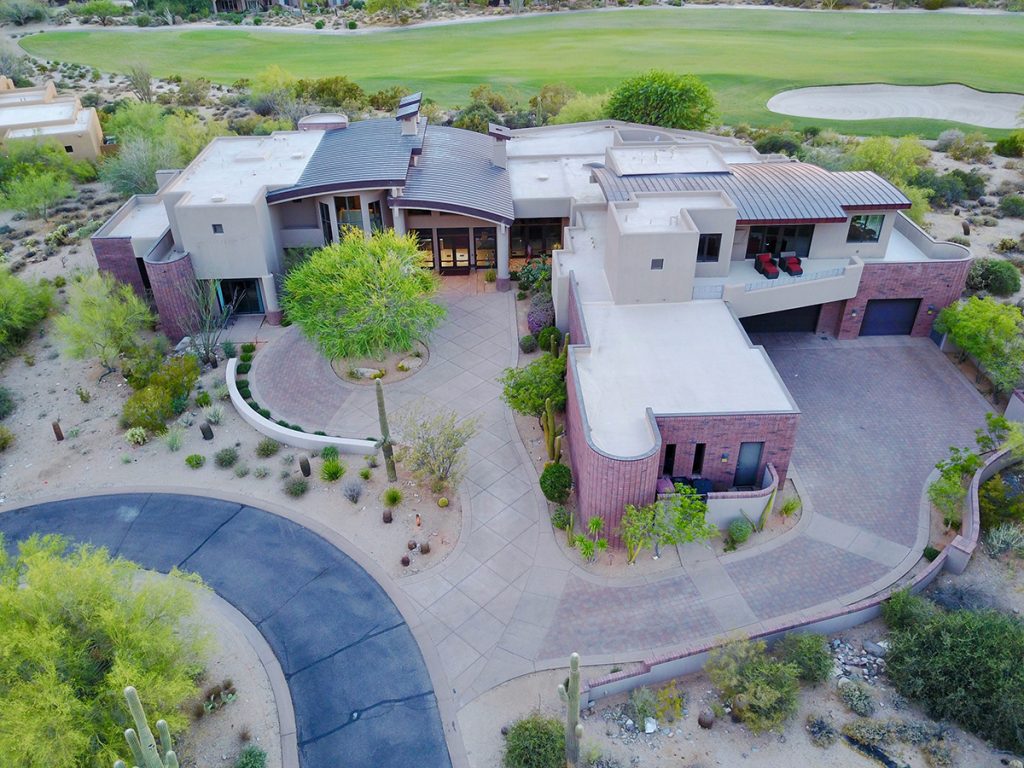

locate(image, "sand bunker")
(767, 84), (1024, 129)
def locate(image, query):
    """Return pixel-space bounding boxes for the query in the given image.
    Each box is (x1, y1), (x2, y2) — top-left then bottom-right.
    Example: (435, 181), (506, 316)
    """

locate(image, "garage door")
(741, 304), (821, 334)
(860, 299), (920, 336)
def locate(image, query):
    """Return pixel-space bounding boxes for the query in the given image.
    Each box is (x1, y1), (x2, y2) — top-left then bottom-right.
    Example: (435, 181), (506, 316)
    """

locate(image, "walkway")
(0, 494), (452, 768)
(252, 278), (992, 713)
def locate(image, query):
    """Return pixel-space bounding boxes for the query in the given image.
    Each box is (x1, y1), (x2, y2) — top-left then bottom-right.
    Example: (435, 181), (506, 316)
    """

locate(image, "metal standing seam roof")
(592, 162), (911, 224)
(265, 118), (426, 203)
(391, 125), (515, 225)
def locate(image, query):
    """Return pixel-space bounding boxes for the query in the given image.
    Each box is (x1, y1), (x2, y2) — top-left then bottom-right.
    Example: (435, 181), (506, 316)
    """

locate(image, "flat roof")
(613, 197), (697, 234)
(105, 198), (170, 239)
(6, 108), (93, 138)
(507, 155), (605, 205)
(607, 144), (730, 175)
(573, 299), (796, 457)
(0, 100), (76, 129)
(166, 131), (323, 206)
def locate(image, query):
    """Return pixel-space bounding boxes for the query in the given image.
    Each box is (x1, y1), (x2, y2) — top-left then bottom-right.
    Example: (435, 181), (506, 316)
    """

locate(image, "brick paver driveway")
(252, 290), (992, 716)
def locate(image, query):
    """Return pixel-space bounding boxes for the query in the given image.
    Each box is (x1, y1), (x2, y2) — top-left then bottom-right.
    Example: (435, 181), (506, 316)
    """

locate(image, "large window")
(335, 195), (361, 229)
(474, 227), (497, 268)
(318, 201), (333, 244)
(511, 218), (562, 259)
(746, 224), (814, 260)
(367, 200), (383, 232)
(847, 214), (884, 243)
(696, 233), (722, 263)
(411, 228), (434, 269)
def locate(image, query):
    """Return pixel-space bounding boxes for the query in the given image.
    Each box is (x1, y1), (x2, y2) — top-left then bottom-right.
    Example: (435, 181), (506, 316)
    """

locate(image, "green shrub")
(124, 426), (148, 446)
(314, 18), (324, 28)
(383, 486), (403, 507)
(0, 425), (14, 453)
(320, 457), (345, 482)
(947, 131), (991, 163)
(779, 497), (801, 517)
(539, 462), (572, 503)
(806, 714), (838, 748)
(774, 633), (831, 684)
(221, 340), (237, 358)
(256, 437), (280, 457)
(241, 342), (256, 354)
(1000, 194), (1024, 218)
(839, 680), (875, 717)
(923, 545), (940, 561)
(484, 268), (497, 282)
(978, 473), (1024, 529)
(0, 269), (53, 359)
(347, 19), (357, 29)
(628, 686), (657, 722)
(994, 131), (1024, 158)
(966, 257), (1020, 296)
(500, 353), (567, 417)
(502, 713), (564, 768)
(164, 424), (184, 452)
(236, 362), (251, 374)
(884, 600), (1024, 752)
(606, 70), (716, 131)
(214, 447), (239, 468)
(728, 518), (753, 545)
(150, 354), (200, 402)
(359, 466), (372, 480)
(285, 477), (309, 497)
(195, 390), (212, 408)
(0, 385), (14, 420)
(122, 385), (174, 432)
(536, 326), (562, 353)
(882, 589), (940, 631)
(550, 507), (571, 530)
(240, 351), (254, 363)
(234, 746), (267, 768)
(984, 522), (1024, 556)
(185, 453), (205, 469)
(706, 639), (799, 733)
(320, 445), (339, 461)
(519, 334), (538, 353)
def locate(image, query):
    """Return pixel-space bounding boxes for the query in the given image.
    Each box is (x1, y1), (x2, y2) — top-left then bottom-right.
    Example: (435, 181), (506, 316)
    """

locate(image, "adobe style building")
(0, 78), (103, 160)
(90, 96), (971, 535)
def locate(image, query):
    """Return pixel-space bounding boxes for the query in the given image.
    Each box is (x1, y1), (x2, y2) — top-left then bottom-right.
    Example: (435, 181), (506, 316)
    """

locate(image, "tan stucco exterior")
(0, 78), (102, 161)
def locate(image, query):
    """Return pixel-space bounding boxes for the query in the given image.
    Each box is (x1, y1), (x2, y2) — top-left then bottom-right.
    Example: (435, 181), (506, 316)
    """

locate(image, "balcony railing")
(691, 284), (724, 300)
(744, 264), (847, 292)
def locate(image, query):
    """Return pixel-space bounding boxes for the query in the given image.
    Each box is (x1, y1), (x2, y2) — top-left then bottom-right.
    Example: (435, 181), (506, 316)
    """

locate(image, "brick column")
(145, 252), (197, 343)
(91, 236), (147, 297)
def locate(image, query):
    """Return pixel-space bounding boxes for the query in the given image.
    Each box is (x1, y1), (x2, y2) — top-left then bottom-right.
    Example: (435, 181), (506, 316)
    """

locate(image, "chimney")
(488, 123), (512, 169)
(395, 91), (423, 136)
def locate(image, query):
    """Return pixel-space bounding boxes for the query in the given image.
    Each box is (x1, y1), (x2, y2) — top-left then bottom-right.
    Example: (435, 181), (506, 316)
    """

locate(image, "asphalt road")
(0, 493), (452, 768)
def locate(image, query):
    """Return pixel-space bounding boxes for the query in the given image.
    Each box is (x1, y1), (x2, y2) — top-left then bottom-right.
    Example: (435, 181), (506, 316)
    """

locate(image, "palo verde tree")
(0, 534), (208, 768)
(936, 296), (1024, 400)
(282, 228), (446, 360)
(620, 484), (718, 563)
(0, 169), (73, 220)
(606, 70), (716, 131)
(56, 271), (153, 374)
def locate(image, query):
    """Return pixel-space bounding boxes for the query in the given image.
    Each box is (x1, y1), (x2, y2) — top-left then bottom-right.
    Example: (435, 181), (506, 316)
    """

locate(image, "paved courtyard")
(248, 283), (993, 715)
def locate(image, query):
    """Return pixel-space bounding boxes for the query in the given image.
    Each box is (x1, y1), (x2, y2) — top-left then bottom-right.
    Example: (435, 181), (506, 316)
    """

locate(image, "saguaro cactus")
(558, 652), (583, 768)
(376, 379), (397, 482)
(114, 686), (179, 768)
(541, 397), (563, 463)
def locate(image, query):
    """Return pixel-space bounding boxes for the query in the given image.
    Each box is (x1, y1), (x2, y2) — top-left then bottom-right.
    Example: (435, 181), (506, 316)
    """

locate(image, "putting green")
(20, 8), (1024, 137)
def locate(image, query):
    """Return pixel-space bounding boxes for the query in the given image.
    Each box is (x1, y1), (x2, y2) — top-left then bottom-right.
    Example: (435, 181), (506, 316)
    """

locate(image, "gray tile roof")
(593, 161), (911, 224)
(393, 125), (514, 225)
(265, 118), (425, 203)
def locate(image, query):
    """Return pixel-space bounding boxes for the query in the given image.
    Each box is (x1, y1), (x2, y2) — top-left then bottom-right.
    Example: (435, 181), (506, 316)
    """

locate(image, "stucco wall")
(175, 203), (278, 280)
(605, 202), (698, 304)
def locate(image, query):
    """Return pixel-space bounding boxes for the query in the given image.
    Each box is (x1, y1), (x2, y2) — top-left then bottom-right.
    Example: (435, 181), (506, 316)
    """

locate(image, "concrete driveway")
(0, 493), (452, 768)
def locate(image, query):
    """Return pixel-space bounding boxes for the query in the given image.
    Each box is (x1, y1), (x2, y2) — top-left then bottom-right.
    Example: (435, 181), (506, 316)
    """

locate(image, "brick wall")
(146, 253), (197, 343)
(92, 237), (147, 297)
(816, 300), (843, 337)
(564, 360), (661, 546)
(656, 413), (799, 492)
(830, 259), (969, 339)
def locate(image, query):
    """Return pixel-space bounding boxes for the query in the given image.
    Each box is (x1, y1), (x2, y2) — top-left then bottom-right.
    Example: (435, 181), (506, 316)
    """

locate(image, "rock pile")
(831, 637), (888, 684)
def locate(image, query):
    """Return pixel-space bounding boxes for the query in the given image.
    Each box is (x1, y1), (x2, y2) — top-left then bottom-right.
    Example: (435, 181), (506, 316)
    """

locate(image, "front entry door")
(438, 228), (471, 275)
(733, 442), (764, 488)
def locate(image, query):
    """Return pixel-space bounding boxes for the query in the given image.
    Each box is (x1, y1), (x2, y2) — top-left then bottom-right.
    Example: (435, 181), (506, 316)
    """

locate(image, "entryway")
(733, 441), (764, 487)
(859, 298), (920, 336)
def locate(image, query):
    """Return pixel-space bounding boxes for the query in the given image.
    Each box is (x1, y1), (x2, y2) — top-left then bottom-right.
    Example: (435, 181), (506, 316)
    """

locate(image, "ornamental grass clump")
(320, 457), (345, 482)
(705, 638), (800, 734)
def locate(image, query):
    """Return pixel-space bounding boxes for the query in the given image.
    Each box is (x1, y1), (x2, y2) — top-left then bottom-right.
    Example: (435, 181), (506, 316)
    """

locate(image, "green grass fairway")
(20, 9), (1024, 137)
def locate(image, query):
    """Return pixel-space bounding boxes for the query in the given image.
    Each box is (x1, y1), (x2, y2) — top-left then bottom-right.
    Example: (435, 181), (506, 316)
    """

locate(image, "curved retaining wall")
(583, 449), (996, 704)
(226, 358), (377, 455)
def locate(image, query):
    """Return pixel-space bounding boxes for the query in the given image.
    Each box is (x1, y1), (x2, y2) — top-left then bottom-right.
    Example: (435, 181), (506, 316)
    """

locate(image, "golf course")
(19, 7), (1024, 136)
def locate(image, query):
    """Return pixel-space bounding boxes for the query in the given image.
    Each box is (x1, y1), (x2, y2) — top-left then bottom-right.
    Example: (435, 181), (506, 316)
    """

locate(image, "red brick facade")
(92, 237), (147, 298)
(816, 259), (970, 339)
(656, 413), (799, 493)
(146, 253), (198, 343)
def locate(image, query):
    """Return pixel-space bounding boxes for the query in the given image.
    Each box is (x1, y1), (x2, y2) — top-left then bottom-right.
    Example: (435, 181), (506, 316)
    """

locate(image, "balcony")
(692, 255), (862, 317)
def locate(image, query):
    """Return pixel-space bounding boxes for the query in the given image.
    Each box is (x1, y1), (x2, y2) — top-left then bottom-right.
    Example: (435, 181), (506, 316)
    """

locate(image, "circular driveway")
(0, 493), (452, 768)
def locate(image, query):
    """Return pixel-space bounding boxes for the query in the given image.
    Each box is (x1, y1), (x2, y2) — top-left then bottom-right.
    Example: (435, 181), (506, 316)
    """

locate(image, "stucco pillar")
(392, 207), (407, 236)
(496, 224), (511, 292)
(261, 274), (281, 325)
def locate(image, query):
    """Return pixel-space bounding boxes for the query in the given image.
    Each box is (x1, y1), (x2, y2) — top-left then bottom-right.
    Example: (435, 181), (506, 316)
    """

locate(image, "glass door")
(437, 228), (471, 275)
(216, 279), (264, 315)
(733, 442), (764, 488)
(411, 228), (435, 270)
(367, 200), (383, 232)
(473, 227), (497, 268)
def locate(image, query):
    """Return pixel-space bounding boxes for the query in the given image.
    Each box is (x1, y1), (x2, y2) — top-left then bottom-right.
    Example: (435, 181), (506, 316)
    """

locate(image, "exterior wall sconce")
(721, 453), (729, 463)
(927, 305), (936, 315)
(850, 308), (858, 318)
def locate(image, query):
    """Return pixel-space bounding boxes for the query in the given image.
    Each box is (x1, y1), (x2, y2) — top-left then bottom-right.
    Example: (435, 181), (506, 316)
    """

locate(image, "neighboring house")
(0, 78), (103, 160)
(90, 98), (971, 536)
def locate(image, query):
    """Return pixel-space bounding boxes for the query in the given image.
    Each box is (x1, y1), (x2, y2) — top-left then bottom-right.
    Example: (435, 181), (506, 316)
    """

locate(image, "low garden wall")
(656, 464), (778, 530)
(582, 451), (994, 705)
(226, 358), (377, 455)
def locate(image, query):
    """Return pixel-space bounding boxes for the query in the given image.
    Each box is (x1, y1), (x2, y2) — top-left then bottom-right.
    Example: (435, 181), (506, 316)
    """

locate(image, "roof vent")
(211, 193), (226, 203)
(290, 152), (305, 160)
